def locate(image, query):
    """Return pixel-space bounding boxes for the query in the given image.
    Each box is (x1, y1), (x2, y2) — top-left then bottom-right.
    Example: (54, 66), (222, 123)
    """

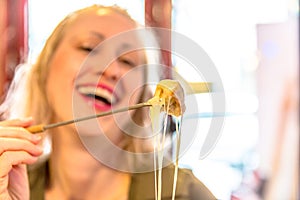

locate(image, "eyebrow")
(119, 43), (131, 50)
(117, 43), (137, 56)
(88, 32), (144, 59)
(90, 31), (105, 40)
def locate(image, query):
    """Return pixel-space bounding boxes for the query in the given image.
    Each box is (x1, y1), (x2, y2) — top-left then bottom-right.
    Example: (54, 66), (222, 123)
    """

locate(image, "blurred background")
(0, 0), (298, 199)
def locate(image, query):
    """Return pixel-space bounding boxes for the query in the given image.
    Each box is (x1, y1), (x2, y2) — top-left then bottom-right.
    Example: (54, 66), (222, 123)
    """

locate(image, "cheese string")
(172, 116), (182, 200)
(150, 96), (171, 200)
(157, 97), (170, 200)
(148, 79), (185, 200)
(150, 101), (162, 200)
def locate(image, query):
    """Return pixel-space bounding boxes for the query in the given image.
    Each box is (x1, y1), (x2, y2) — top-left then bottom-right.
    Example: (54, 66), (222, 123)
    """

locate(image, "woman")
(0, 5), (216, 200)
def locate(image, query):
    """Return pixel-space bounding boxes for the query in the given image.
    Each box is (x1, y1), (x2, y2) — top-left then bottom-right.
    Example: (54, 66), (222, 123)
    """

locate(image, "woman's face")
(46, 9), (147, 137)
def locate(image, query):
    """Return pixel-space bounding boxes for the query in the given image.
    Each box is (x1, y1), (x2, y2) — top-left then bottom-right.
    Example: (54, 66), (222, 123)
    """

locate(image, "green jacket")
(28, 161), (216, 200)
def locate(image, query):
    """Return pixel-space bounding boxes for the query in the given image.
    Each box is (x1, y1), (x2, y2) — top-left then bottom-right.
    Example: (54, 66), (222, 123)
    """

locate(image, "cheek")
(47, 47), (82, 90)
(46, 52), (80, 119)
(47, 68), (74, 97)
(124, 68), (145, 104)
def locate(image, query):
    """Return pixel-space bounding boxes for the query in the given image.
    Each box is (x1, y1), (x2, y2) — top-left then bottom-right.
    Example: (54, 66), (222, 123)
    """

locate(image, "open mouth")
(77, 85), (117, 108)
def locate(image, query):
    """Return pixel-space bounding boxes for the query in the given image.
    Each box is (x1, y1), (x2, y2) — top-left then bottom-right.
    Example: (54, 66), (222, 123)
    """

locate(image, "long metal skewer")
(26, 102), (152, 134)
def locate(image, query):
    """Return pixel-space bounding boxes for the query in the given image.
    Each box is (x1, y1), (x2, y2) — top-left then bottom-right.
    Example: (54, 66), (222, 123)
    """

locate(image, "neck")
(46, 126), (131, 200)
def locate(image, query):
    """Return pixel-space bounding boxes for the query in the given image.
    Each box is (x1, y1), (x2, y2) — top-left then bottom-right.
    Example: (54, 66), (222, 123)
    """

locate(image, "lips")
(77, 84), (118, 111)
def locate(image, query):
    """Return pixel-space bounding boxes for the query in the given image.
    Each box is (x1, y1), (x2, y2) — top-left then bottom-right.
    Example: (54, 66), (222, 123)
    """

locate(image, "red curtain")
(145, 0), (172, 79)
(0, 0), (8, 101)
(0, 0), (28, 102)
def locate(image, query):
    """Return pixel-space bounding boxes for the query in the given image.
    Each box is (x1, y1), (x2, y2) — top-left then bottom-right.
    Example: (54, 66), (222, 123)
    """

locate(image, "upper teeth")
(77, 86), (116, 104)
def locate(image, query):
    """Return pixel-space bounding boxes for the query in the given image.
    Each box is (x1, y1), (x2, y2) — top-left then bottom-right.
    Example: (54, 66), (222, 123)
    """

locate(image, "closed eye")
(79, 46), (94, 52)
(118, 57), (136, 67)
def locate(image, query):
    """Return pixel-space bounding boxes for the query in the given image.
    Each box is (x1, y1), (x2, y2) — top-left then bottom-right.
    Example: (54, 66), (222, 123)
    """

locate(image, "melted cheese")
(148, 79), (185, 200)
(148, 79), (185, 117)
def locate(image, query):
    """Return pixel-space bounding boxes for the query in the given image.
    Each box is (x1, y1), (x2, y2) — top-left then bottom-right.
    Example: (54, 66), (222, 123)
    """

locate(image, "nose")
(102, 60), (122, 81)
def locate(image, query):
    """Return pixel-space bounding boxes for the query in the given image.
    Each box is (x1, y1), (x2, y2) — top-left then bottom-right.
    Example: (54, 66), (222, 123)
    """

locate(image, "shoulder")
(130, 165), (216, 200)
(177, 167), (216, 199)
